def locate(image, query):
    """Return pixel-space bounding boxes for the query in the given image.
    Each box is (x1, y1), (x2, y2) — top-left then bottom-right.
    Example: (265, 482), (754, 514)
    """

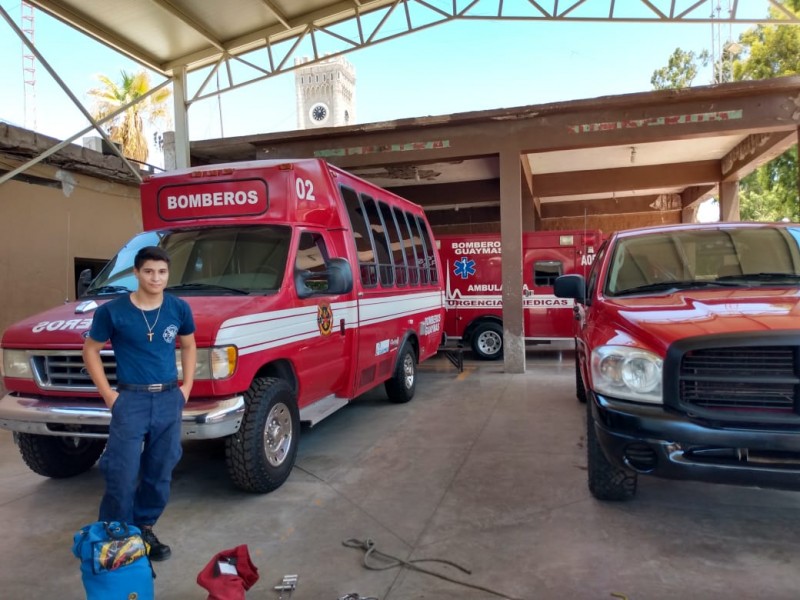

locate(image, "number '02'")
(295, 178), (316, 201)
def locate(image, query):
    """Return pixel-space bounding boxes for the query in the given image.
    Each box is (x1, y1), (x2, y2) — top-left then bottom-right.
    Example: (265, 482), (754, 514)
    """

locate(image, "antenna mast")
(21, 1), (37, 130)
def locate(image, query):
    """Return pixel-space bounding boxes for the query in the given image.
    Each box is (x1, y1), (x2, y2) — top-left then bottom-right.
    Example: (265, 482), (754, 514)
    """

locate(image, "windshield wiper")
(166, 283), (250, 295)
(717, 272), (800, 282)
(85, 285), (130, 295)
(615, 280), (741, 295)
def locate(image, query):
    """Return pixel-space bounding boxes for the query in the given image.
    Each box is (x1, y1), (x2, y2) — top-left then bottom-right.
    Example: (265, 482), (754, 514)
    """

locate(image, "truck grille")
(679, 346), (799, 415)
(31, 350), (116, 392)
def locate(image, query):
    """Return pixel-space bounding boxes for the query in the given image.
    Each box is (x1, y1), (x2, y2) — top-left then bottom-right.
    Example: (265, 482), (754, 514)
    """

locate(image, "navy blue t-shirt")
(89, 293), (195, 385)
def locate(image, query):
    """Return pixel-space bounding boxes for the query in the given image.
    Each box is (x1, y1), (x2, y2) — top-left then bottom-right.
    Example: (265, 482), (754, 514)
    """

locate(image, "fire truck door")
(292, 230), (355, 402)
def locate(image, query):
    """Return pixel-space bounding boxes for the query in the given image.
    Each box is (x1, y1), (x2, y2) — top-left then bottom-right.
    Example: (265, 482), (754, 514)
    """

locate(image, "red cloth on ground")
(197, 544), (260, 600)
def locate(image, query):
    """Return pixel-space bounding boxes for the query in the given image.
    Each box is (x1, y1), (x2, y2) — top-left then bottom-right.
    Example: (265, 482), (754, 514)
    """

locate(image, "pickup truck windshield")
(85, 226), (291, 296)
(607, 227), (800, 296)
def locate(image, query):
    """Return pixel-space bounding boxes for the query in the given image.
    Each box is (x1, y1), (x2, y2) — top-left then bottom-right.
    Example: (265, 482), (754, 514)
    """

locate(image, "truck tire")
(576, 355), (587, 404)
(586, 404), (637, 501)
(225, 377), (299, 493)
(471, 322), (503, 360)
(17, 433), (105, 478)
(385, 343), (417, 403)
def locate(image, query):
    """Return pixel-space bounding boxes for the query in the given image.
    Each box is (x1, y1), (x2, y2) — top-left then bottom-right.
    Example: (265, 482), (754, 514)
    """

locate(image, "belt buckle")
(147, 383), (163, 392)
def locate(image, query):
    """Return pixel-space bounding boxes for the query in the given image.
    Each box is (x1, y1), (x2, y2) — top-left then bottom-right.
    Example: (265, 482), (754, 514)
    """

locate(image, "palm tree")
(87, 69), (171, 163)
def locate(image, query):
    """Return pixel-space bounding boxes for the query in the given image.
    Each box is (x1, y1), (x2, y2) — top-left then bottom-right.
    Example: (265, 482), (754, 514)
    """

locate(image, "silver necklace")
(140, 304), (162, 342)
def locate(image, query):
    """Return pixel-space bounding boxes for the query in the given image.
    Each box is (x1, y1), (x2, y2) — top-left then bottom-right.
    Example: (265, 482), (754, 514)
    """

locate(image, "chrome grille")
(679, 346), (799, 414)
(31, 350), (116, 391)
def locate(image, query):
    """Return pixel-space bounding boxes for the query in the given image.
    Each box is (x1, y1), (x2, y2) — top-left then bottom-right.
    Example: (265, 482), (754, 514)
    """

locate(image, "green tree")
(651, 0), (799, 221)
(651, 48), (710, 90)
(87, 70), (171, 163)
(732, 0), (799, 221)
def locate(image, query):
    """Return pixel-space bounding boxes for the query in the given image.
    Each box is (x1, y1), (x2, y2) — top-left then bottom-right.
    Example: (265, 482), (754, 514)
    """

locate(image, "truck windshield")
(606, 227), (800, 296)
(85, 226), (291, 296)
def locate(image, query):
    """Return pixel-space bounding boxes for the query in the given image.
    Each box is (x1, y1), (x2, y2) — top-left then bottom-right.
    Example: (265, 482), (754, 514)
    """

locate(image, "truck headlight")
(176, 346), (237, 380)
(591, 346), (662, 404)
(1, 349), (33, 379)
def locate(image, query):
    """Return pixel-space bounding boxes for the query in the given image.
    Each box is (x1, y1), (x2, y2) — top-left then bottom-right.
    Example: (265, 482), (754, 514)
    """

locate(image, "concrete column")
(719, 181), (740, 222)
(172, 68), (191, 169)
(163, 132), (177, 171)
(521, 168), (537, 231)
(681, 204), (699, 223)
(500, 148), (525, 374)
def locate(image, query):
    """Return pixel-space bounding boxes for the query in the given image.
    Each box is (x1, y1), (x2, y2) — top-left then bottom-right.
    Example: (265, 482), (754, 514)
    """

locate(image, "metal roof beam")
(26, 0), (167, 75)
(146, 0), (225, 51)
(257, 0), (291, 29)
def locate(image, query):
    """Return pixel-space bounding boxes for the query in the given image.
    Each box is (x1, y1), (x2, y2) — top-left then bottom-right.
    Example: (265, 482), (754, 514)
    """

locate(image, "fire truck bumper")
(0, 392), (245, 440)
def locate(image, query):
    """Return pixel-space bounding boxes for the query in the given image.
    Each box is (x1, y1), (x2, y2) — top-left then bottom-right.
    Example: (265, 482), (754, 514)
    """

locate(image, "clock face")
(309, 102), (329, 124)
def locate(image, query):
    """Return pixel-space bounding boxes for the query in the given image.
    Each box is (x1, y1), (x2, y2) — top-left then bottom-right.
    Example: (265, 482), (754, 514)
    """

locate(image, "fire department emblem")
(317, 303), (333, 336)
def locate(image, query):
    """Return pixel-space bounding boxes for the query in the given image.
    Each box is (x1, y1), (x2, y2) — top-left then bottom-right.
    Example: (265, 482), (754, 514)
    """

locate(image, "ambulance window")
(416, 216), (439, 285)
(407, 215), (430, 285)
(341, 185), (378, 287)
(295, 232), (333, 294)
(361, 194), (394, 287)
(393, 207), (418, 286)
(534, 260), (562, 286)
(379, 200), (407, 286)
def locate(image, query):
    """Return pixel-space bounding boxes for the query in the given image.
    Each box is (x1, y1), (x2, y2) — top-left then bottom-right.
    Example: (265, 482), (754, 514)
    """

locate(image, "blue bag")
(72, 521), (155, 600)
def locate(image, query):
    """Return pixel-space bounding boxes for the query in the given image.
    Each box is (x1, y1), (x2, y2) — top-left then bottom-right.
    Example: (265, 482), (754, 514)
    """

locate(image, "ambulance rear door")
(523, 242), (576, 339)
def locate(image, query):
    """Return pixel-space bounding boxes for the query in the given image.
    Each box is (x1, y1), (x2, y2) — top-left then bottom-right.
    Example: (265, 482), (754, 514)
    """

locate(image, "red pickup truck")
(555, 222), (800, 501)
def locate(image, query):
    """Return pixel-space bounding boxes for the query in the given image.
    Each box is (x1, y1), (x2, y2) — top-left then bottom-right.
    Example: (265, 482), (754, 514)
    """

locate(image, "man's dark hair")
(134, 246), (171, 270)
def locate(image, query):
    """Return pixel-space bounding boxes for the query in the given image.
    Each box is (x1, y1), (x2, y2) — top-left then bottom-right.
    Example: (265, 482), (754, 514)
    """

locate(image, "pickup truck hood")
(604, 288), (800, 353)
(1, 295), (275, 349)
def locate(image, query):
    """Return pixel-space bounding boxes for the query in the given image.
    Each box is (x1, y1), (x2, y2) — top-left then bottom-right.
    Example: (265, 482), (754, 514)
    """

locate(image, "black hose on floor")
(342, 538), (527, 600)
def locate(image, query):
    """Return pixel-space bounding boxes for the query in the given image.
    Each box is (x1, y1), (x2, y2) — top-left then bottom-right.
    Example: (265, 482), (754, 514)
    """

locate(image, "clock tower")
(294, 56), (356, 130)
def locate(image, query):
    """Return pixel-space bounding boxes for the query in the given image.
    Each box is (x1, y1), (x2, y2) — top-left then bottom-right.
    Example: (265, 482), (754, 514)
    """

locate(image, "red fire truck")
(437, 230), (602, 359)
(0, 159), (445, 493)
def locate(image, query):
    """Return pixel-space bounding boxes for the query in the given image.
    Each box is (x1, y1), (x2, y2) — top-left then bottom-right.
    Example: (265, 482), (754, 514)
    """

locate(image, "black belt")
(117, 382), (178, 393)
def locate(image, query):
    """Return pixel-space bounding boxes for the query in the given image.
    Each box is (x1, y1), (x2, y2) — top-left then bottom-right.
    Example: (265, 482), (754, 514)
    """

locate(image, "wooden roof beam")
(681, 184), (717, 209)
(532, 160), (721, 197)
(721, 131), (796, 182)
(540, 194), (683, 219)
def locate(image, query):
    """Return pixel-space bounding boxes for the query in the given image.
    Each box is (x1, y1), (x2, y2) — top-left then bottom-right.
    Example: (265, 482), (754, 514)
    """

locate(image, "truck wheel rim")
(478, 331), (502, 355)
(264, 402), (293, 467)
(403, 353), (415, 389)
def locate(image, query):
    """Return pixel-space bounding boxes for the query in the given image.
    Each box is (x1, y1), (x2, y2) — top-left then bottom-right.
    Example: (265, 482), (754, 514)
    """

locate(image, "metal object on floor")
(338, 594), (378, 600)
(438, 344), (464, 372)
(275, 574), (297, 600)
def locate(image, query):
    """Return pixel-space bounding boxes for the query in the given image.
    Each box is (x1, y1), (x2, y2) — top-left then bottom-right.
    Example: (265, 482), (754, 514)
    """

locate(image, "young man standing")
(82, 246), (196, 561)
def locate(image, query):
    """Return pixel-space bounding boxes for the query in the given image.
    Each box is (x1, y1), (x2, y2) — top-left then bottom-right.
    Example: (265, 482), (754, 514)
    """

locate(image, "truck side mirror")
(554, 274), (586, 304)
(77, 268), (93, 298)
(295, 258), (354, 299)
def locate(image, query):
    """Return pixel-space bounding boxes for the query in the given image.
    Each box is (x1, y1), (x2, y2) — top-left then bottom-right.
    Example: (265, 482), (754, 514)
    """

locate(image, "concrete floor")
(2, 345), (800, 599)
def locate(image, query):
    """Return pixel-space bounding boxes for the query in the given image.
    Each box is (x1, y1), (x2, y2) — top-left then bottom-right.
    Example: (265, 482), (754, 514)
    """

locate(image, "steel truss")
(189, 0), (800, 102)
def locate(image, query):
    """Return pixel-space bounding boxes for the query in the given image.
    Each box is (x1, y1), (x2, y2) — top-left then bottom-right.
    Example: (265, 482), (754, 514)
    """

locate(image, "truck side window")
(407, 214), (430, 284)
(341, 185), (378, 287)
(534, 260), (563, 287)
(360, 194), (395, 287)
(416, 216), (439, 285)
(379, 201), (408, 286)
(295, 232), (331, 294)
(397, 209), (421, 286)
(585, 242), (607, 300)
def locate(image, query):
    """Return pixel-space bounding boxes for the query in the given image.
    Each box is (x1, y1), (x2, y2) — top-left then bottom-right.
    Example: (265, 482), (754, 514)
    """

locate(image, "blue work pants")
(98, 387), (184, 527)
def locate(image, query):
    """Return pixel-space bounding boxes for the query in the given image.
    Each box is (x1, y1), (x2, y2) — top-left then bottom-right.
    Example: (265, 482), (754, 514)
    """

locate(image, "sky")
(0, 0), (759, 146)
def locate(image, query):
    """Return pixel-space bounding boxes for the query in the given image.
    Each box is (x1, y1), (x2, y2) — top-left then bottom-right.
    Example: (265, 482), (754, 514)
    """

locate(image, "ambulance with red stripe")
(437, 230), (602, 359)
(0, 159), (445, 493)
